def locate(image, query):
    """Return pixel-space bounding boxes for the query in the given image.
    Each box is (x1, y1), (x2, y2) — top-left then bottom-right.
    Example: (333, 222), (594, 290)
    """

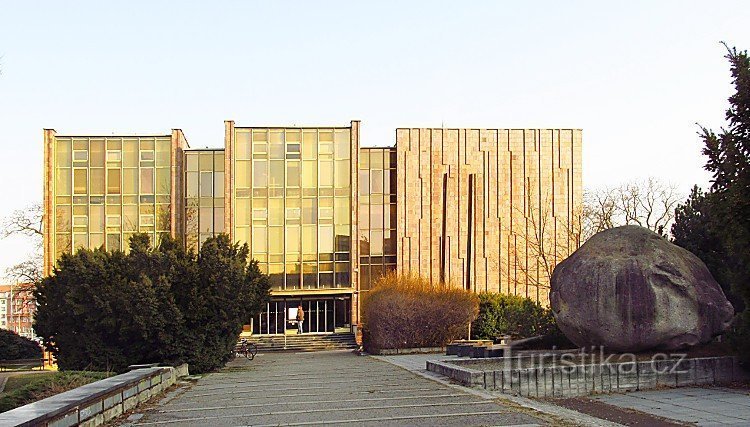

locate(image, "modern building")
(43, 121), (581, 337)
(0, 284), (35, 338)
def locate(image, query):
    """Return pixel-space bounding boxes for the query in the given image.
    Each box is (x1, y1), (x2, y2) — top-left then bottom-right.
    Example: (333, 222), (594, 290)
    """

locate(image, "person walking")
(296, 304), (305, 334)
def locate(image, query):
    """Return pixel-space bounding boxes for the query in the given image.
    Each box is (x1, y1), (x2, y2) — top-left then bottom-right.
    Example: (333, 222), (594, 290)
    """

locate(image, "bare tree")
(2, 203), (44, 292)
(585, 178), (681, 237)
(504, 188), (584, 296)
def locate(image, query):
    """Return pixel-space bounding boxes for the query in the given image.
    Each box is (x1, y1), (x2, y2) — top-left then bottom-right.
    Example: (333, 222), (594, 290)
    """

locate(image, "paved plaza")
(592, 387), (750, 426)
(125, 351), (548, 426)
(121, 350), (750, 427)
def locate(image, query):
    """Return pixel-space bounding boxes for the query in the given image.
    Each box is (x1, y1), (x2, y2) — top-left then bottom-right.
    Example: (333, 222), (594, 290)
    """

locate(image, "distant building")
(43, 122), (581, 336)
(0, 284), (35, 338)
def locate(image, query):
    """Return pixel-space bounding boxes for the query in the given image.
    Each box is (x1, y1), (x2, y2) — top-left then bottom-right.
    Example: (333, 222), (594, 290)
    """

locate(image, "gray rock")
(550, 225), (734, 352)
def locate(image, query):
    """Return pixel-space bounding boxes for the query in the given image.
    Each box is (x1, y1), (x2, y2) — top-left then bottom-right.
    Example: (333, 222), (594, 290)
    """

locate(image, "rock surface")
(550, 225), (734, 352)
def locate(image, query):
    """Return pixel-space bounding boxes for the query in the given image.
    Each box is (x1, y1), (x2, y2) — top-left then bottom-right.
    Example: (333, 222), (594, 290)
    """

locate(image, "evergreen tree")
(692, 43), (750, 359)
(671, 186), (743, 310)
(34, 233), (270, 373)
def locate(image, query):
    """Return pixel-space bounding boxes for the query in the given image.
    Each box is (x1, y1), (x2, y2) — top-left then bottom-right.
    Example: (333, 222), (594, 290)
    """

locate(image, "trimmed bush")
(471, 292), (572, 348)
(0, 329), (42, 360)
(362, 273), (479, 352)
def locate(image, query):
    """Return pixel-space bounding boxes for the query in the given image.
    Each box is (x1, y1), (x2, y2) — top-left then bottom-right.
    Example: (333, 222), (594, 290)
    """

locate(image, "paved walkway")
(592, 387), (750, 426)
(127, 351), (547, 426)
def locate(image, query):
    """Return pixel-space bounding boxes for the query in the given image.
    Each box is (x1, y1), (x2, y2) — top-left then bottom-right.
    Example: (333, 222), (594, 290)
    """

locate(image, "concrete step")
(251, 333), (357, 352)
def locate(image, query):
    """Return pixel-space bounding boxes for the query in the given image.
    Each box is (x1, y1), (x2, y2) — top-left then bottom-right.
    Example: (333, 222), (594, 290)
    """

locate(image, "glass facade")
(51, 135), (172, 259)
(358, 148), (398, 291)
(184, 150), (225, 251)
(233, 128), (353, 291)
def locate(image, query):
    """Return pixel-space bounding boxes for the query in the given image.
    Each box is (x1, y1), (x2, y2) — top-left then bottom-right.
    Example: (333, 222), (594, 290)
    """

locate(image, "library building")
(43, 120), (581, 338)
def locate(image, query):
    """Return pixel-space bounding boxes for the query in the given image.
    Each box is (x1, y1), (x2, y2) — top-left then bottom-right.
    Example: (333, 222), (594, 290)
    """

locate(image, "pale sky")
(1, 1), (749, 276)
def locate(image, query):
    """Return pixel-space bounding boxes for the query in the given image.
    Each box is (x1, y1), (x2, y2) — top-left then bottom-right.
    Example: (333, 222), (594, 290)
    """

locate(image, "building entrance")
(252, 295), (351, 335)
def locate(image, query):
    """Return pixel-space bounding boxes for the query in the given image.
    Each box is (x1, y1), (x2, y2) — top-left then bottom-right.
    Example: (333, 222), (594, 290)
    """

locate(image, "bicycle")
(235, 339), (258, 360)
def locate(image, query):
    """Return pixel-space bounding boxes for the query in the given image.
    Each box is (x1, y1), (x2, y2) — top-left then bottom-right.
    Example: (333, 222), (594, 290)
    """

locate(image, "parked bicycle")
(234, 338), (258, 360)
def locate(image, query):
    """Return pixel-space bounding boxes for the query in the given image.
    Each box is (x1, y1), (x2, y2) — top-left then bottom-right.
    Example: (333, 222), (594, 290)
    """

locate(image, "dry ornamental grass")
(362, 273), (479, 352)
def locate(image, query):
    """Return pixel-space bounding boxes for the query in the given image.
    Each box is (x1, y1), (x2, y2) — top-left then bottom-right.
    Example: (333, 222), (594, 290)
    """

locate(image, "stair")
(251, 333), (358, 352)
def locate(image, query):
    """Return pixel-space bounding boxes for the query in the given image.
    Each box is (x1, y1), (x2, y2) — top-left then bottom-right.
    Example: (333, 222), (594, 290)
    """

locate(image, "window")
(107, 151), (122, 163)
(107, 169), (121, 194)
(140, 169), (154, 194)
(73, 169), (87, 194)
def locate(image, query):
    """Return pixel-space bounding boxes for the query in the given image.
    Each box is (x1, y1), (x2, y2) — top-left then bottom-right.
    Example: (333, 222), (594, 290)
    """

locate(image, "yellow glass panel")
(285, 130), (301, 143)
(269, 130), (283, 144)
(302, 161), (317, 188)
(286, 225), (300, 253)
(236, 129), (251, 160)
(214, 172), (224, 197)
(302, 225), (317, 255)
(319, 225), (334, 253)
(235, 160), (250, 188)
(156, 205), (170, 231)
(214, 153), (225, 172)
(235, 226), (250, 247)
(90, 139), (105, 167)
(334, 198), (350, 224)
(107, 169), (121, 194)
(73, 138), (87, 150)
(56, 205), (71, 232)
(56, 169), (71, 196)
(123, 139), (138, 167)
(252, 226), (267, 253)
(214, 208), (225, 233)
(334, 130), (350, 159)
(56, 139), (71, 168)
(252, 160), (267, 188)
(140, 169), (154, 194)
(89, 169), (104, 195)
(155, 168), (170, 195)
(90, 205), (104, 232)
(252, 129), (267, 142)
(155, 138), (170, 167)
(73, 233), (88, 250)
(89, 233), (104, 249)
(236, 198), (251, 227)
(268, 199), (283, 226)
(269, 160), (284, 187)
(302, 131), (317, 159)
(123, 169), (138, 194)
(319, 160), (333, 187)
(186, 153), (199, 171)
(319, 130), (333, 143)
(287, 161), (300, 187)
(335, 160), (350, 188)
(269, 227), (283, 253)
(199, 152), (212, 171)
(140, 138), (154, 151)
(104, 138), (120, 151)
(123, 205), (138, 232)
(73, 169), (87, 194)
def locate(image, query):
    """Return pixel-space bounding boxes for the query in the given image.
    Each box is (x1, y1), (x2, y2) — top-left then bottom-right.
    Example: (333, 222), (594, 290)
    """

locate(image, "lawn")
(0, 371), (111, 413)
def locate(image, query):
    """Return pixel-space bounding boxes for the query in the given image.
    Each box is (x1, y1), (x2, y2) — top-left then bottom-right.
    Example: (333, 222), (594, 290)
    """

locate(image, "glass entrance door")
(252, 295), (351, 335)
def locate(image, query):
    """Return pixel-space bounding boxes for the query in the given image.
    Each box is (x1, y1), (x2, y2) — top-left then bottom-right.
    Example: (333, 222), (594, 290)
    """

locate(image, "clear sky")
(1, 1), (749, 275)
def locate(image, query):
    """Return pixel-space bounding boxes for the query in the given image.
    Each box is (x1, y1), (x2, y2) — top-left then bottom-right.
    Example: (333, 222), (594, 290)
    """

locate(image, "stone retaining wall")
(427, 356), (746, 398)
(0, 364), (187, 427)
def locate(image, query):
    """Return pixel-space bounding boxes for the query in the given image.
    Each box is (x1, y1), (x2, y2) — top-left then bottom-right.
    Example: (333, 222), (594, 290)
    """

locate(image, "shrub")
(362, 273), (479, 352)
(34, 233), (270, 373)
(471, 292), (572, 348)
(0, 329), (42, 360)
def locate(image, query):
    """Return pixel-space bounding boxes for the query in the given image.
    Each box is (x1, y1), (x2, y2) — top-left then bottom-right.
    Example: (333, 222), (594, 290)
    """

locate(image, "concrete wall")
(428, 356), (746, 398)
(396, 128), (582, 302)
(0, 365), (186, 427)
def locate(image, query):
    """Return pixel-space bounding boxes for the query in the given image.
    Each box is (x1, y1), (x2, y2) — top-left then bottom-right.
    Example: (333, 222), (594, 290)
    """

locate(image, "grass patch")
(0, 371), (111, 413)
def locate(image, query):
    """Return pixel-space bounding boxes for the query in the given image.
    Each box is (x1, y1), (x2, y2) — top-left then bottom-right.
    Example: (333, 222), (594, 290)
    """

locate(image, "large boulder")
(550, 225), (734, 352)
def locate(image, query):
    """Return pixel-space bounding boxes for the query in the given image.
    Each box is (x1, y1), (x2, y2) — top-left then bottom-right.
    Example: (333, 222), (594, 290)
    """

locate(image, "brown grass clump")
(361, 273), (479, 353)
